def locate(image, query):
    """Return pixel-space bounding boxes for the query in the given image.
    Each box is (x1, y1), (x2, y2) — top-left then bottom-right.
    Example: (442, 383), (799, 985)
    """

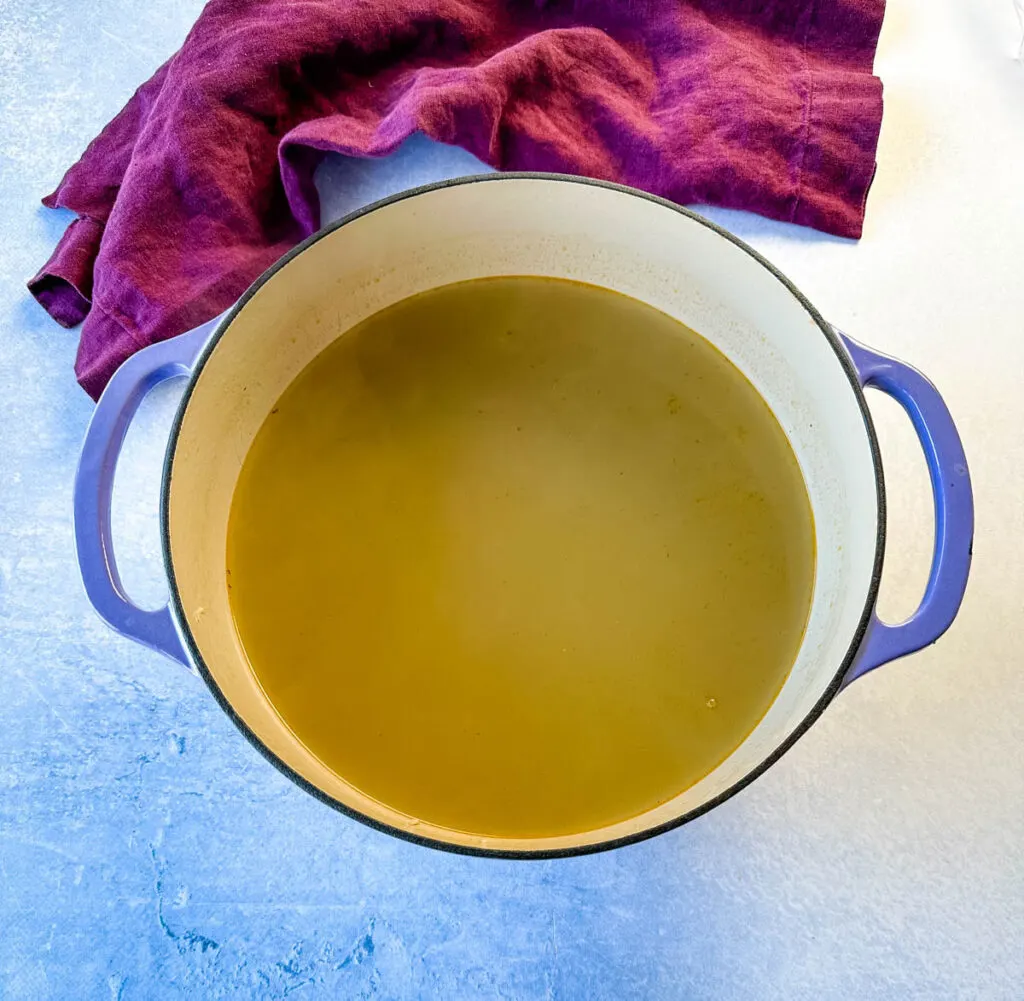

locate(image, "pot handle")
(837, 332), (974, 686)
(73, 317), (222, 668)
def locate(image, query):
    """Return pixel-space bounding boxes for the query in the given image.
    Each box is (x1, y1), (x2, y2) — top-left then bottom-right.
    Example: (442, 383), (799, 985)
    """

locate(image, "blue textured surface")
(2, 2), (1022, 999)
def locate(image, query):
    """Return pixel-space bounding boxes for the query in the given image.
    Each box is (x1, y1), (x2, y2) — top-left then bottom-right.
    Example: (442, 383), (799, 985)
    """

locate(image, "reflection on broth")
(227, 277), (815, 838)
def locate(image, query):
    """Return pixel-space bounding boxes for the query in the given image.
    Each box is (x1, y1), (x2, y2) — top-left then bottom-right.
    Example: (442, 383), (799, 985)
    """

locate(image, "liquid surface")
(227, 278), (815, 839)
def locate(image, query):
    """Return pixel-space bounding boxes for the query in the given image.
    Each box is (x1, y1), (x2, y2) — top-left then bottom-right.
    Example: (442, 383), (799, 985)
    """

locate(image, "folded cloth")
(30, 0), (885, 399)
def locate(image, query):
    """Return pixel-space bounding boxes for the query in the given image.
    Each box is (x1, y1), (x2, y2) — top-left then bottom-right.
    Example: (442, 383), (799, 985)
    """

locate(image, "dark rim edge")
(159, 172), (887, 860)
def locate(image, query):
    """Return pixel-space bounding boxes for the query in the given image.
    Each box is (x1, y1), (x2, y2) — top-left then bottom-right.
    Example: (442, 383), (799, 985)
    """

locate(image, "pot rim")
(160, 172), (887, 858)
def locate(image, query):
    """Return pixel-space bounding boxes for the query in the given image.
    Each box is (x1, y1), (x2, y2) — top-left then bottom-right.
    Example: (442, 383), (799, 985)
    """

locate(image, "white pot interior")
(166, 177), (880, 853)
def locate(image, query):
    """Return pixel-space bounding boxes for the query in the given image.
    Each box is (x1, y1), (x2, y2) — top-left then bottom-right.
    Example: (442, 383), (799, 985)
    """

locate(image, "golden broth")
(226, 277), (815, 838)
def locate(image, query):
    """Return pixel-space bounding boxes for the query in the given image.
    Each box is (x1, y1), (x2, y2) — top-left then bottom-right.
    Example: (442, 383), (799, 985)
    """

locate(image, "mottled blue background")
(2, 1), (1022, 998)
